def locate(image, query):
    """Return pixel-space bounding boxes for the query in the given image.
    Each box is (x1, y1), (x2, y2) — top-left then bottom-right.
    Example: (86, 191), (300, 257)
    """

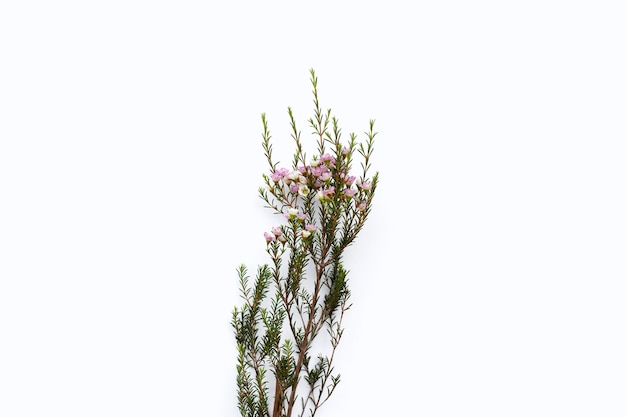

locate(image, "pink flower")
(271, 226), (282, 237)
(343, 188), (357, 197)
(297, 212), (306, 221)
(311, 166), (324, 177)
(270, 168), (289, 182)
(342, 146), (350, 155)
(345, 175), (356, 186)
(356, 179), (372, 191)
(305, 224), (317, 232)
(315, 186), (335, 201)
(356, 200), (367, 211)
(264, 232), (276, 242)
(320, 153), (336, 167)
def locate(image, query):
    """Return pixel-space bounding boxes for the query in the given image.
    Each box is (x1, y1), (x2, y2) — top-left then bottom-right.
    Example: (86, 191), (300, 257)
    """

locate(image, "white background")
(1, 1), (625, 416)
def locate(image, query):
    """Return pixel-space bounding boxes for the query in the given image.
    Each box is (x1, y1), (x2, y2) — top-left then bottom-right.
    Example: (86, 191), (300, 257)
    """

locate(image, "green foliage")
(233, 69), (378, 417)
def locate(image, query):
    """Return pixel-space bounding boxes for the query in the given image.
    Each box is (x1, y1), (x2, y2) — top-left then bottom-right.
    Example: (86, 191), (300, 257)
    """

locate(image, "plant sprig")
(233, 69), (379, 417)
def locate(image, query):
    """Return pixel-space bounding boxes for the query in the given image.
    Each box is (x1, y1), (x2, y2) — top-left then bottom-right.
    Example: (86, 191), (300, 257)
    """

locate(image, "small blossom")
(277, 234), (287, 243)
(284, 207), (299, 219)
(343, 188), (357, 197)
(298, 184), (310, 196)
(271, 226), (282, 237)
(301, 230), (311, 239)
(283, 171), (298, 185)
(271, 168), (289, 182)
(356, 200), (367, 211)
(315, 186), (335, 201)
(310, 159), (320, 167)
(342, 146), (350, 155)
(320, 171), (332, 181)
(290, 183), (299, 194)
(305, 224), (317, 232)
(319, 153), (336, 167)
(264, 232), (276, 242)
(356, 179), (372, 191)
(297, 212), (306, 221)
(345, 175), (356, 186)
(310, 166), (322, 177)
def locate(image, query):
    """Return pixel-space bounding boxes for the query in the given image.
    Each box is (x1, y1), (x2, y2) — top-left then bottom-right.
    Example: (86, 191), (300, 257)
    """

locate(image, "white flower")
(298, 184), (310, 197)
(287, 207), (299, 218)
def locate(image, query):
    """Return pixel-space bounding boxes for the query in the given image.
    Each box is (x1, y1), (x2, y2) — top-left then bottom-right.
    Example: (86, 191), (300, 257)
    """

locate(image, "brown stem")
(284, 264), (325, 417)
(272, 379), (283, 416)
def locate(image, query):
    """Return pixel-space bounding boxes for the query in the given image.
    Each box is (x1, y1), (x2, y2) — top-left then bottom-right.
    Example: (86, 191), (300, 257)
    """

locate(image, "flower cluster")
(263, 208), (319, 243)
(264, 226), (286, 244)
(263, 148), (375, 245)
(269, 152), (337, 200)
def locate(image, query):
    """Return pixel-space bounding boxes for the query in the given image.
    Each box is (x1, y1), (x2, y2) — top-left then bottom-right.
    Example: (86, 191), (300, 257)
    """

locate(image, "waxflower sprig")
(232, 69), (379, 417)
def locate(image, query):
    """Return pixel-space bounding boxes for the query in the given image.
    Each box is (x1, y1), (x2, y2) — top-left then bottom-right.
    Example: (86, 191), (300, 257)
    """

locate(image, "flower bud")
(264, 232), (276, 243)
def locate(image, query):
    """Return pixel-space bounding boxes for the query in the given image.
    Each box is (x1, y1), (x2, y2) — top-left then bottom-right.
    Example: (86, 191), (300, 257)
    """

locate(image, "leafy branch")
(233, 69), (379, 417)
